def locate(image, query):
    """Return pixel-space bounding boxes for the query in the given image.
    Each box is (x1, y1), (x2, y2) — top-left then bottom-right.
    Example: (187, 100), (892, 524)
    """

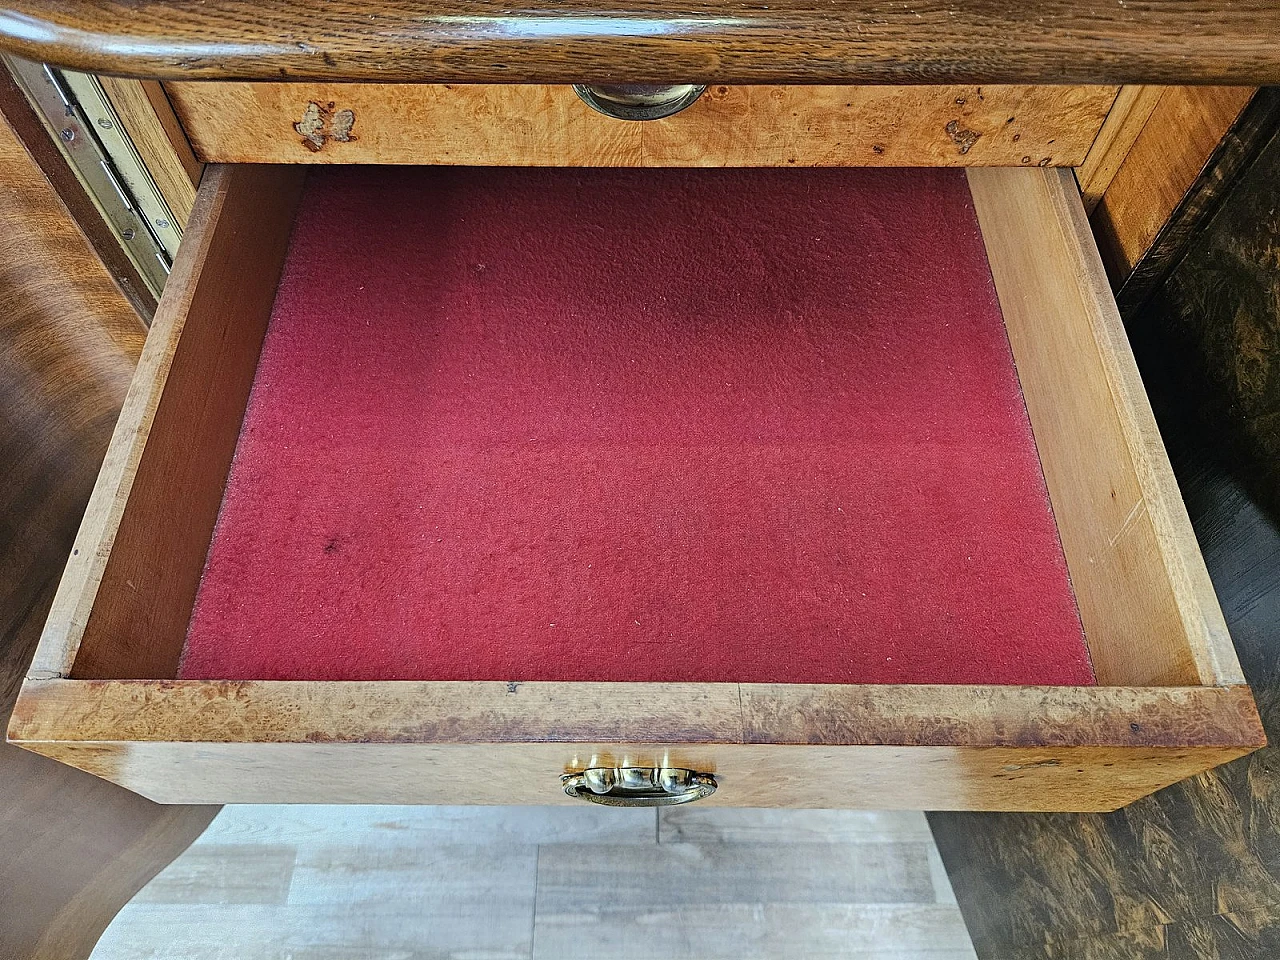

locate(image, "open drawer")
(8, 163), (1263, 810)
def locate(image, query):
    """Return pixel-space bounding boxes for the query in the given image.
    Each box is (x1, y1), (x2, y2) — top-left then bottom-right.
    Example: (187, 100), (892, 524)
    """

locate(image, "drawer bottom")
(181, 166), (1092, 688)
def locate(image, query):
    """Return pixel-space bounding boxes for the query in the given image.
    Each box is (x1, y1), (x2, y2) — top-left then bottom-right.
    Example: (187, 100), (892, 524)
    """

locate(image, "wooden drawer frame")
(7, 164), (1264, 810)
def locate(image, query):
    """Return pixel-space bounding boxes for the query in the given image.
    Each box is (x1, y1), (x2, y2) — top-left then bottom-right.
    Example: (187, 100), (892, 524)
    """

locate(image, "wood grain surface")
(0, 60), (156, 319)
(164, 82), (1117, 167)
(1075, 86), (1165, 213)
(1091, 86), (1255, 283)
(10, 680), (1263, 748)
(9, 679), (1261, 808)
(0, 91), (215, 960)
(9, 738), (1261, 810)
(2, 1), (1280, 84)
(1113, 89), (1280, 316)
(929, 107), (1280, 960)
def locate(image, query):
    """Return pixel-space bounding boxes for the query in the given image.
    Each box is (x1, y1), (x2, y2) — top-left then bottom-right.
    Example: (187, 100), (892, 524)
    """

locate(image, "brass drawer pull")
(563, 766), (717, 806)
(572, 84), (706, 121)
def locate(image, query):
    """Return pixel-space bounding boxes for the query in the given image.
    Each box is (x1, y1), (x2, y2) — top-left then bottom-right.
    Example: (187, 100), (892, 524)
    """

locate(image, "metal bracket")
(5, 55), (175, 299)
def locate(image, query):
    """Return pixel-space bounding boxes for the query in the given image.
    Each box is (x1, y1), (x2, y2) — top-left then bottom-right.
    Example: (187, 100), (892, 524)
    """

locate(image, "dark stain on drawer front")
(946, 119), (982, 154)
(295, 101), (357, 152)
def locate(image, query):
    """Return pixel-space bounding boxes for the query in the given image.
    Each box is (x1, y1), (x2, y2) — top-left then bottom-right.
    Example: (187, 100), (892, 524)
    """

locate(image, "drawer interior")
(178, 166), (1091, 686)
(40, 163), (1241, 693)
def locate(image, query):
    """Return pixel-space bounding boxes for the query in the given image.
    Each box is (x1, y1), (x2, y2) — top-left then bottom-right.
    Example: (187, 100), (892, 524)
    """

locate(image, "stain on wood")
(945, 119), (982, 155)
(294, 100), (356, 153)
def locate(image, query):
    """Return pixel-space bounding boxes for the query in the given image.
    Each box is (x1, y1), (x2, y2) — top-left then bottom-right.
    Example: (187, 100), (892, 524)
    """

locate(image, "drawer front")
(10, 680), (1261, 810)
(14, 741), (1256, 811)
(163, 83), (1120, 167)
(8, 163), (1262, 811)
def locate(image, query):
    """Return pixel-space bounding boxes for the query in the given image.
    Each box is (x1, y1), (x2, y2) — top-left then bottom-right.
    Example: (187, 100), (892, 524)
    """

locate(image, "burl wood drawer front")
(163, 83), (1119, 167)
(8, 164), (1263, 810)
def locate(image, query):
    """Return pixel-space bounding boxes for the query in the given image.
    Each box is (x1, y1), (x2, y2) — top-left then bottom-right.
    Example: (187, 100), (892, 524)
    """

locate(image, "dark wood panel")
(0, 79), (217, 960)
(1, 1), (1280, 84)
(928, 112), (1280, 960)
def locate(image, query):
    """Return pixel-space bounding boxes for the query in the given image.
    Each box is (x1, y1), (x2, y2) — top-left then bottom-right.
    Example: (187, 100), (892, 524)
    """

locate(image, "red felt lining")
(180, 166), (1093, 685)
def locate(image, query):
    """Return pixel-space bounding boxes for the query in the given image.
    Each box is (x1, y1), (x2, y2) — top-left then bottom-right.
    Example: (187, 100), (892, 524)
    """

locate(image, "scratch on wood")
(1108, 498), (1148, 549)
(1002, 758), (1062, 771)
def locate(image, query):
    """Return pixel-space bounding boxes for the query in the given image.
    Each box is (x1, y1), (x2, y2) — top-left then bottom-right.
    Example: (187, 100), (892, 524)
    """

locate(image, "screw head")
(155, 219), (170, 229)
(59, 127), (75, 141)
(121, 228), (136, 240)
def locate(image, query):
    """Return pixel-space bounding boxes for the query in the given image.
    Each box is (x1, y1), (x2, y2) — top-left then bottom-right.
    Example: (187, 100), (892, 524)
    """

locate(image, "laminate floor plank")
(533, 903), (977, 960)
(197, 803), (657, 846)
(534, 841), (936, 910)
(928, 845), (961, 907)
(91, 904), (534, 960)
(90, 806), (976, 960)
(659, 808), (933, 844)
(128, 844), (296, 905)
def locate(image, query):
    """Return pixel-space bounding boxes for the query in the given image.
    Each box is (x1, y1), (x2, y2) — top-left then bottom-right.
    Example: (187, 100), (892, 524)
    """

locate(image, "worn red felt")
(180, 166), (1093, 685)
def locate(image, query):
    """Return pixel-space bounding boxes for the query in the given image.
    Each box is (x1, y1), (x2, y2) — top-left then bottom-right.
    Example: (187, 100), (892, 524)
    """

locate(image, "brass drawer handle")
(563, 766), (717, 806)
(572, 84), (706, 121)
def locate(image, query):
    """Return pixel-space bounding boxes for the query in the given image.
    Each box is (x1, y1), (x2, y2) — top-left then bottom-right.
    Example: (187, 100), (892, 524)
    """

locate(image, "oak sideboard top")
(1, 0), (1279, 84)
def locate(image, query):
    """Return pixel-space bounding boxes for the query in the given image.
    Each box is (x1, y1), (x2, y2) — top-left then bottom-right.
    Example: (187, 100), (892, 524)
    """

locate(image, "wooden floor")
(89, 806), (976, 959)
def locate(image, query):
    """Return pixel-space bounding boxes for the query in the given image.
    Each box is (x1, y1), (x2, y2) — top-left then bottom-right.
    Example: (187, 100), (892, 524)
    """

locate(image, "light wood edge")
(968, 167), (1243, 687)
(163, 83), (1115, 167)
(28, 165), (300, 680)
(98, 77), (202, 226)
(9, 680), (1264, 749)
(1076, 85), (1164, 213)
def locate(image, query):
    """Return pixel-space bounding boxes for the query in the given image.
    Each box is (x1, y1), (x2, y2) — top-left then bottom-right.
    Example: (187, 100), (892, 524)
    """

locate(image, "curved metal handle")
(562, 767), (717, 806)
(572, 84), (706, 121)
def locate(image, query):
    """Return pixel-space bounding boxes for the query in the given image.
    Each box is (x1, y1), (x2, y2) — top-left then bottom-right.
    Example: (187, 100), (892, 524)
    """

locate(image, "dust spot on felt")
(323, 536), (343, 555)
